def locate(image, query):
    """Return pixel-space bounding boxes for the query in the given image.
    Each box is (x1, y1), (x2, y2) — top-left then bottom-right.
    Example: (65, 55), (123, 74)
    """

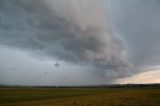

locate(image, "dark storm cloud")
(0, 0), (131, 85)
(109, 0), (160, 68)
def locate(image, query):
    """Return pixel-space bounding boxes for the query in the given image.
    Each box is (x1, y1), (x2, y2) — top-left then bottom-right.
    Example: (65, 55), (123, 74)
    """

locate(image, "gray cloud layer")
(110, 0), (160, 69)
(0, 0), (130, 85)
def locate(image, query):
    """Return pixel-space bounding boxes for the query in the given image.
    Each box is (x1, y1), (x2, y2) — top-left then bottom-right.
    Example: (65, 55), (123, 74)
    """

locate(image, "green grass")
(0, 88), (159, 106)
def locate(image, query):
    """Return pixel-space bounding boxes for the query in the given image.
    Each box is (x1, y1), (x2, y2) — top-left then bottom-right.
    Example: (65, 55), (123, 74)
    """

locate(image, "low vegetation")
(0, 87), (160, 106)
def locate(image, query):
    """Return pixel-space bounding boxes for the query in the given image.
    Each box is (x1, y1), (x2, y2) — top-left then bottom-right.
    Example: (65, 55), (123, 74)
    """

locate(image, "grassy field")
(0, 87), (160, 106)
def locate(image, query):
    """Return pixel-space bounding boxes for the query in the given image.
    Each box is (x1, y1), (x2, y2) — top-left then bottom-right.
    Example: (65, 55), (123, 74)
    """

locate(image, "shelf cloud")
(2, 0), (160, 85)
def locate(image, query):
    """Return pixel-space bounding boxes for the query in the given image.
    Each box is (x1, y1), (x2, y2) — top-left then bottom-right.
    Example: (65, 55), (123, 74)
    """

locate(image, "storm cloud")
(0, 0), (140, 85)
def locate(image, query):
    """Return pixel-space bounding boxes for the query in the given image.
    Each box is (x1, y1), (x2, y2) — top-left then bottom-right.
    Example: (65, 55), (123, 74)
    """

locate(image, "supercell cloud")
(2, 0), (160, 85)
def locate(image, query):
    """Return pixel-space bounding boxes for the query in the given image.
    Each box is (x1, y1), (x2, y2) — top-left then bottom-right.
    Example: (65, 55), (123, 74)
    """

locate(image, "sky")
(0, 0), (160, 85)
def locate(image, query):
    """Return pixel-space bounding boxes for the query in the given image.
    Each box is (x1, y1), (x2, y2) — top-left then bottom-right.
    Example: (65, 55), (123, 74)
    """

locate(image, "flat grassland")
(0, 88), (159, 106)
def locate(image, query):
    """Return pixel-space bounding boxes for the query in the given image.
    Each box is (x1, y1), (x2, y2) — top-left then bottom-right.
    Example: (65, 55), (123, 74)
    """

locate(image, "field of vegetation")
(0, 87), (160, 106)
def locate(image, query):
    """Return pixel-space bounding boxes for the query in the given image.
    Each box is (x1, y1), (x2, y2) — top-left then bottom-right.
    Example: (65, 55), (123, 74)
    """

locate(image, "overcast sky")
(0, 0), (160, 85)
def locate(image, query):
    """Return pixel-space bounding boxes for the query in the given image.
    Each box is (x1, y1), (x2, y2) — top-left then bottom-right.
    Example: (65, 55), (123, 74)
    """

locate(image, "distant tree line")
(0, 84), (160, 88)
